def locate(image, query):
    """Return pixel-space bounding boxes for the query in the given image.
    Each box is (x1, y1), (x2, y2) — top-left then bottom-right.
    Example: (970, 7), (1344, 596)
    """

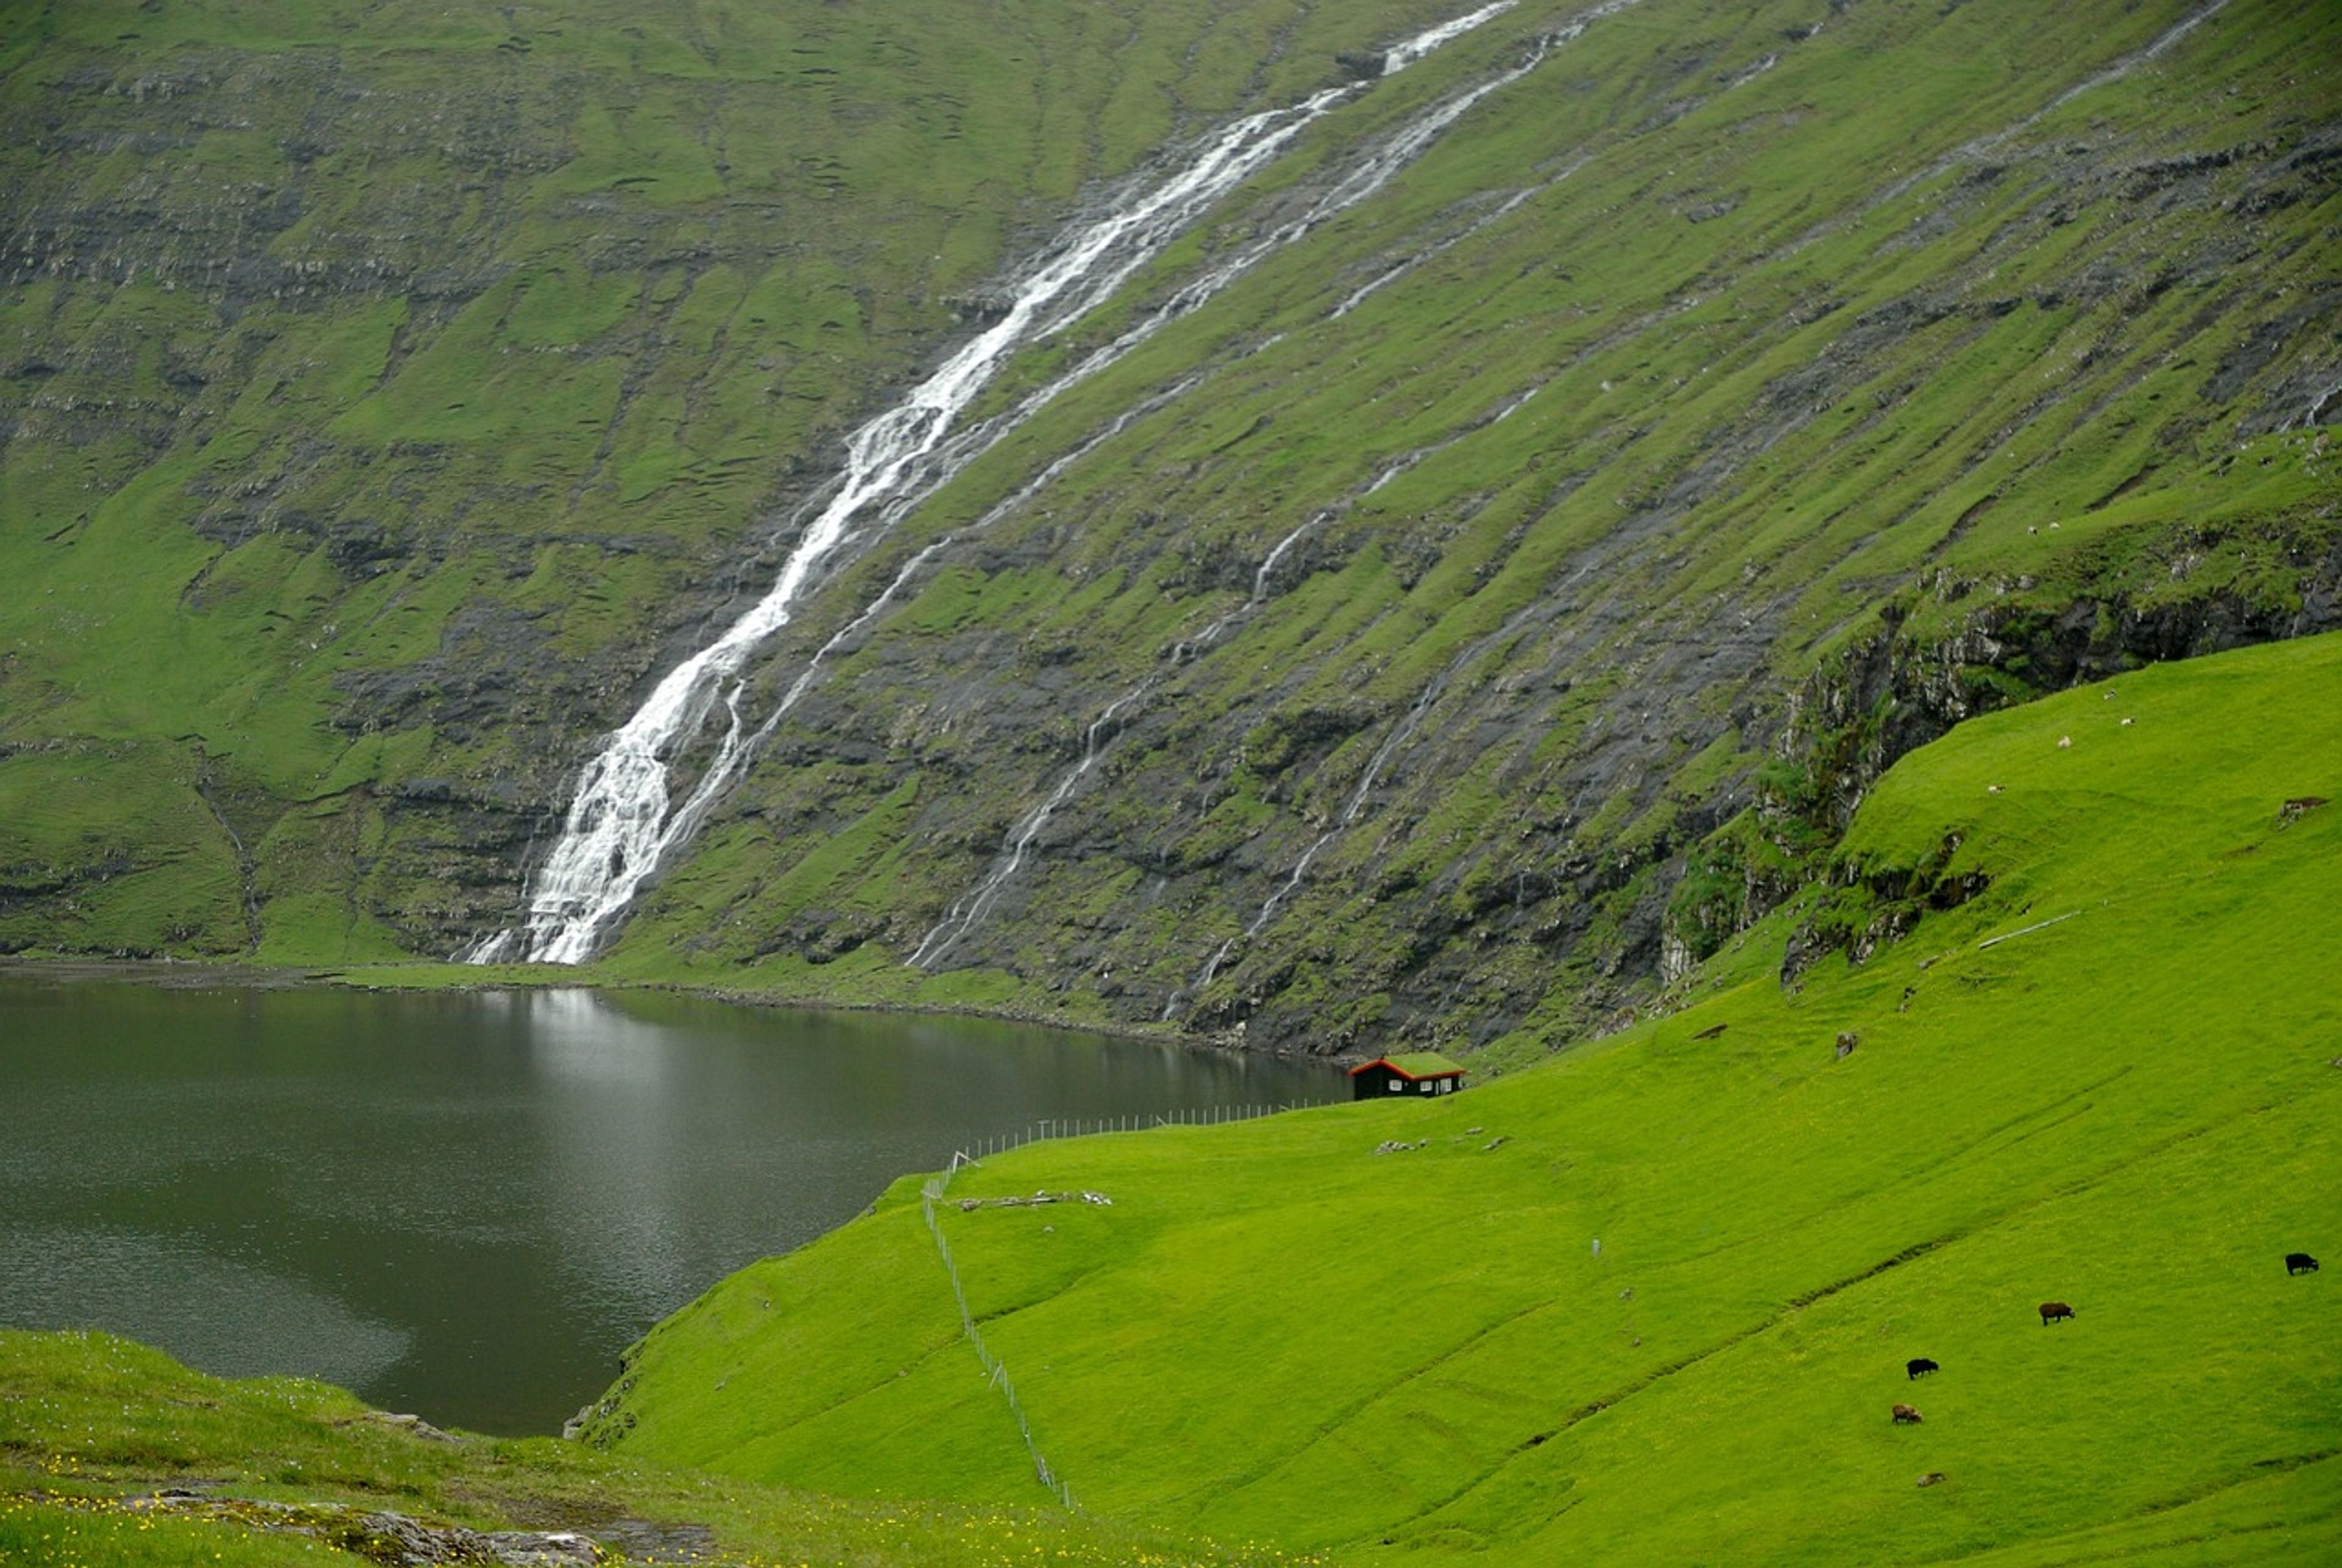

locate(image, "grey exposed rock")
(343, 1410), (460, 1445)
(341, 1511), (604, 1566)
(129, 1492), (611, 1566)
(5, 0), (2337, 1069)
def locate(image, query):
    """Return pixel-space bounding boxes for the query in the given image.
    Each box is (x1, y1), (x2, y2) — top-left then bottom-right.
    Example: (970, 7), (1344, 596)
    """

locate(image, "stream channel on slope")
(0, 970), (1339, 1434)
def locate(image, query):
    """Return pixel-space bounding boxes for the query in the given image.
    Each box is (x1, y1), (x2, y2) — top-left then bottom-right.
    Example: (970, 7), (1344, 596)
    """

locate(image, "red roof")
(1346, 1053), (1467, 1081)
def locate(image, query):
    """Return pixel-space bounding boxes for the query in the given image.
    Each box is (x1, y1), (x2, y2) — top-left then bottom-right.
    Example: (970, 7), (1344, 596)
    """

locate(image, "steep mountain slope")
(0, 0), (1458, 959)
(6, 0), (2341, 1061)
(594, 0), (2342, 1054)
(589, 630), (2342, 1564)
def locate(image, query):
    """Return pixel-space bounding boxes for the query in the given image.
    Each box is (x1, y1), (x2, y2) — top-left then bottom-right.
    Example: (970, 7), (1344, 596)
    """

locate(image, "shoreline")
(0, 953), (1355, 1069)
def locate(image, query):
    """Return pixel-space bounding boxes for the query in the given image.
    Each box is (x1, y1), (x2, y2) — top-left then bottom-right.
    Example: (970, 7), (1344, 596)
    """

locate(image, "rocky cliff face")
(4, 0), (2337, 1059)
(0, 0), (1456, 959)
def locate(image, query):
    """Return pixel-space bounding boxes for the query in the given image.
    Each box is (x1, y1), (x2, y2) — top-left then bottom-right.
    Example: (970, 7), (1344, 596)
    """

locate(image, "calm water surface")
(0, 973), (1338, 1434)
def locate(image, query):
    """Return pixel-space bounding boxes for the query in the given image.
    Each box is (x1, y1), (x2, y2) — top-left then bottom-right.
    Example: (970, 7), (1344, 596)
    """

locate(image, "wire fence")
(922, 1153), (1078, 1509)
(919, 1100), (1319, 1511)
(959, 1101), (1314, 1161)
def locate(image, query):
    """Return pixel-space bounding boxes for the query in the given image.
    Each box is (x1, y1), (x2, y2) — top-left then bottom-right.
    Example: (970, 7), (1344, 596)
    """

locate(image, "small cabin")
(1348, 1051), (1467, 1100)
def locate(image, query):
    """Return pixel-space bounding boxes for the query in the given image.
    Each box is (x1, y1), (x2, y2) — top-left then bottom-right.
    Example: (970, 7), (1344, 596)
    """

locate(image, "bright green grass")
(2, 0), (2337, 1098)
(0, 740), (246, 956)
(598, 0), (2340, 1054)
(0, 0), (1452, 967)
(0, 1495), (365, 1567)
(601, 632), (2342, 1563)
(0, 1330), (1334, 1567)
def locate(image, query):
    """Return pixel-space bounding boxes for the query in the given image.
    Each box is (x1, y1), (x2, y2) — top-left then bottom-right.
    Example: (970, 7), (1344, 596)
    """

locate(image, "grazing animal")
(2278, 796), (2329, 828)
(1892, 1403), (1924, 1424)
(2286, 1252), (2319, 1275)
(1906, 1357), (1939, 1380)
(2039, 1301), (2075, 1325)
(1917, 1472), (1946, 1488)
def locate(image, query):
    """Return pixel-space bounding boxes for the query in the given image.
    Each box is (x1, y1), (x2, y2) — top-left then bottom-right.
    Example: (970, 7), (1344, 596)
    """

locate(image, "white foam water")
(483, 3), (1561, 963)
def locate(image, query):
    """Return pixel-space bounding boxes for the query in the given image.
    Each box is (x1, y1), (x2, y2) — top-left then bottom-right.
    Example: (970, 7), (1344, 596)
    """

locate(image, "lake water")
(0, 972), (1339, 1434)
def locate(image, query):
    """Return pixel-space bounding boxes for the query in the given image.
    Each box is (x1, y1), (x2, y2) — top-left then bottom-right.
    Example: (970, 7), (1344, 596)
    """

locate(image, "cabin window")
(1387, 1078), (1403, 1092)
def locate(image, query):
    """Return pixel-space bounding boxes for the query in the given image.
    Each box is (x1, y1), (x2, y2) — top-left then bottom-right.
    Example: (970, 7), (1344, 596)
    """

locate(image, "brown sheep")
(2039, 1300), (2075, 1325)
(1892, 1403), (1924, 1424)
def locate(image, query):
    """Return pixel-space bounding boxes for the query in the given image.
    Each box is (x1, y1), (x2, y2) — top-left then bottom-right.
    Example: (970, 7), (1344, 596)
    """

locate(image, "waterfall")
(908, 689), (1148, 968)
(2293, 380), (2341, 432)
(912, 499), (1342, 970)
(929, 347), (1557, 990)
(1183, 671), (1447, 1006)
(1248, 681), (1441, 937)
(1780, 0), (2232, 260)
(1381, 1), (1520, 74)
(1332, 181), (1546, 320)
(480, 2), (1570, 964)
(1170, 579), (1568, 1014)
(462, 539), (956, 964)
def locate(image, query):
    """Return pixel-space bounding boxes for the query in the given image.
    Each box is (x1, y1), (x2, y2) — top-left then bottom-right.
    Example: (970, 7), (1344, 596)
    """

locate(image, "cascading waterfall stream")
(1175, 673), (1448, 1006)
(922, 346), (1549, 983)
(480, 88), (1352, 963)
(1778, 0), (2231, 260)
(1170, 506), (1336, 666)
(1381, 0), (1520, 71)
(2291, 380), (2342, 432)
(906, 357), (1544, 1003)
(682, 373), (1203, 970)
(1333, 176), (1555, 320)
(910, 493), (1345, 971)
(1167, 581), (1567, 1014)
(480, 1), (1611, 965)
(1252, 684), (1441, 934)
(848, 0), (2203, 1014)
(907, 690), (1148, 968)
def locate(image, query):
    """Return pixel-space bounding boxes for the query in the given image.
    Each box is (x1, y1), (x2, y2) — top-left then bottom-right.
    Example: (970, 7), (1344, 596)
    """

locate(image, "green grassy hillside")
(592, 631), (2342, 1563)
(587, 0), (2342, 1053)
(6, 0), (2338, 1062)
(0, 0), (1453, 962)
(0, 1328), (1328, 1567)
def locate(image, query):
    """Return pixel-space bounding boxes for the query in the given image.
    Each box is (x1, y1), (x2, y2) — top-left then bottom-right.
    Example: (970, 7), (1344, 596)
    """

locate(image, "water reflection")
(0, 974), (1337, 1434)
(0, 1225), (411, 1392)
